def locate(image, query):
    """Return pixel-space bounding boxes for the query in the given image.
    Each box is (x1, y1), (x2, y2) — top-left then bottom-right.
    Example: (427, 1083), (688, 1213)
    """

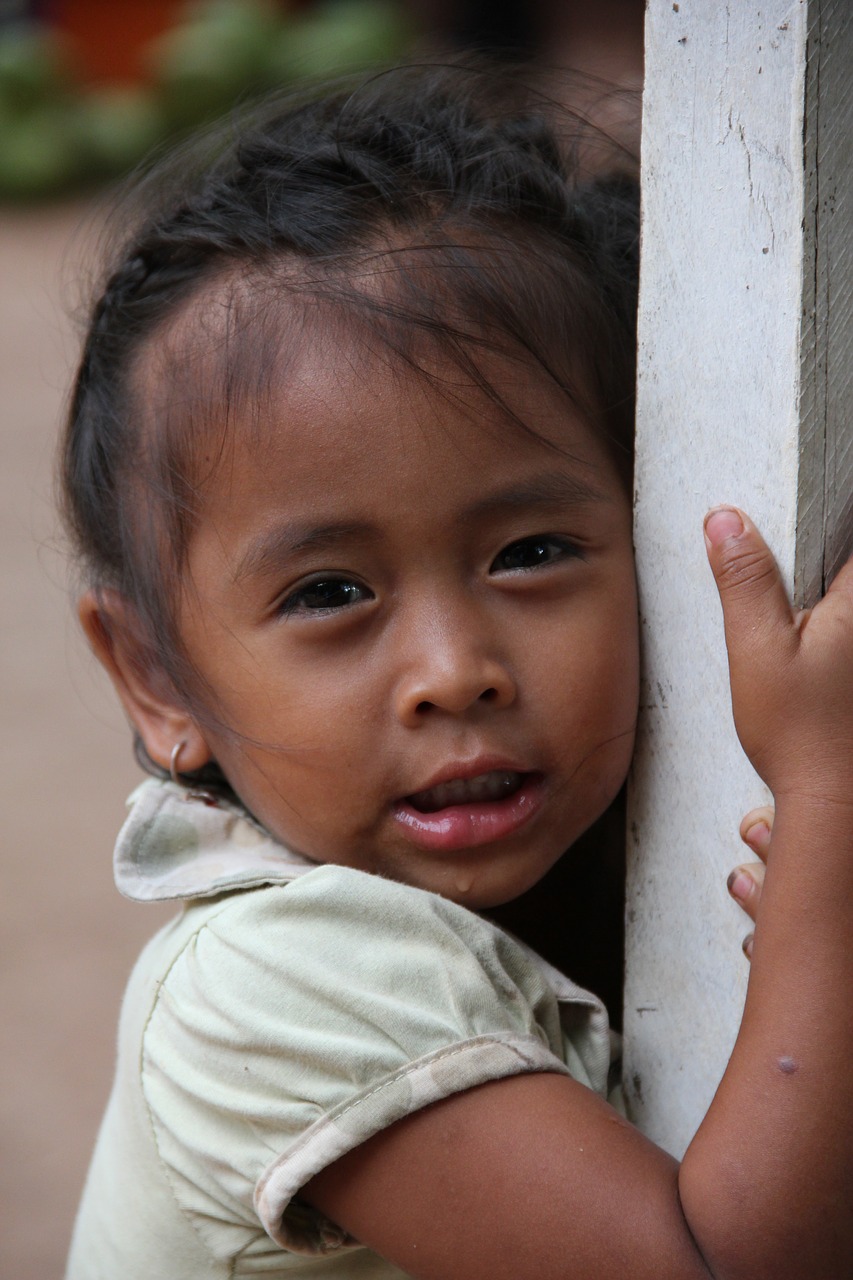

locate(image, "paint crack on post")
(737, 122), (754, 199)
(759, 194), (776, 252)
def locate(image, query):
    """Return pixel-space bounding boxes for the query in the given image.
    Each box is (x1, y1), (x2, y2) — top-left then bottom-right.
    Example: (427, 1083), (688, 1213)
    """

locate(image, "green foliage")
(0, 1), (415, 201)
(75, 88), (166, 179)
(0, 26), (81, 196)
(147, 0), (283, 129)
(0, 25), (74, 110)
(268, 1), (413, 83)
(0, 100), (82, 197)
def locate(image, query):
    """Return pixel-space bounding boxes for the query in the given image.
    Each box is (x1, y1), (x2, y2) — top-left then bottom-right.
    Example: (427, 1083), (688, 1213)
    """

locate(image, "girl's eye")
(278, 577), (372, 616)
(490, 535), (580, 574)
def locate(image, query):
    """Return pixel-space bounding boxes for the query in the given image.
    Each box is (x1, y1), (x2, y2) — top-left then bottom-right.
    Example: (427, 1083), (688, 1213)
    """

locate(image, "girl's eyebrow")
(459, 471), (610, 523)
(233, 522), (374, 582)
(233, 472), (608, 584)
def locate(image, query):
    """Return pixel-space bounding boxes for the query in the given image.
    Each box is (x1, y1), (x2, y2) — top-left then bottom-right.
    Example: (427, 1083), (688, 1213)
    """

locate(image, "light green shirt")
(66, 780), (614, 1279)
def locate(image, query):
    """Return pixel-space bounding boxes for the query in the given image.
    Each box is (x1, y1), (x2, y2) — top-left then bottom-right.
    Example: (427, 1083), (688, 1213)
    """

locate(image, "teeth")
(409, 771), (523, 813)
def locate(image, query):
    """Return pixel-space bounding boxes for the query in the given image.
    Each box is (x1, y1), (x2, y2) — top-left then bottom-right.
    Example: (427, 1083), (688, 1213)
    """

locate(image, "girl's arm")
(679, 507), (853, 1277)
(304, 510), (853, 1280)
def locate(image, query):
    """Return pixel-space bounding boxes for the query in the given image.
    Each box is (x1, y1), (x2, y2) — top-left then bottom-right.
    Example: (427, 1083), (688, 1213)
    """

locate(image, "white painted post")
(625, 0), (853, 1156)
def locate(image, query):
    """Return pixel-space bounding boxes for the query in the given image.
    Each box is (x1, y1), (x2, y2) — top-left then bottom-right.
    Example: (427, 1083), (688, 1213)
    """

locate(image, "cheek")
(557, 582), (639, 701)
(596, 605), (640, 734)
(590, 597), (640, 777)
(605, 601), (640, 701)
(201, 662), (377, 798)
(195, 642), (352, 743)
(544, 589), (639, 761)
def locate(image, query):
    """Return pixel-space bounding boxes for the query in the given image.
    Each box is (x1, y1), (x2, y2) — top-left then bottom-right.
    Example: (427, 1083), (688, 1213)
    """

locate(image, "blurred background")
(0, 1), (642, 1273)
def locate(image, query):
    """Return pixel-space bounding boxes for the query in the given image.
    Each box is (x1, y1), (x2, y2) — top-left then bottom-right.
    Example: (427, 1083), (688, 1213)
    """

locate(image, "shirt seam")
(255, 1031), (568, 1253)
(139, 907), (254, 1274)
(319, 1033), (549, 1130)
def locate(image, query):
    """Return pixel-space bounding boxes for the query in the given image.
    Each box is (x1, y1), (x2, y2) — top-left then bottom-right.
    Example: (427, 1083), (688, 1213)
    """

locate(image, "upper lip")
(401, 755), (533, 799)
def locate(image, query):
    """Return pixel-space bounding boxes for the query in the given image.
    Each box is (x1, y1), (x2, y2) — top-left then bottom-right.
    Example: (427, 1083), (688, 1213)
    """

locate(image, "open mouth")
(407, 770), (526, 813)
(394, 770), (545, 852)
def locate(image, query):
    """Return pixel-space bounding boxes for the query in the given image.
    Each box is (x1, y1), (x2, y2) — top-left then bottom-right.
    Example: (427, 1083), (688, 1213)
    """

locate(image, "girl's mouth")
(408, 769), (525, 812)
(393, 770), (544, 852)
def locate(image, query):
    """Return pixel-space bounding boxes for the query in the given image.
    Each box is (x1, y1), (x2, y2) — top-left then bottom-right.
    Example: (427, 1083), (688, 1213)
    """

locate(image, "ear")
(79, 588), (212, 776)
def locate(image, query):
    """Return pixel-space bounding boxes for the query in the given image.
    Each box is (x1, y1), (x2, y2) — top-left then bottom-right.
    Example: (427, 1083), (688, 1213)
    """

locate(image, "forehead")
(228, 344), (607, 500)
(134, 268), (625, 544)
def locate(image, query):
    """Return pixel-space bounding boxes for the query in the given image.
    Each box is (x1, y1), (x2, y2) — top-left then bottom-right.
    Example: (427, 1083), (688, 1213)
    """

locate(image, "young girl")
(62, 64), (853, 1279)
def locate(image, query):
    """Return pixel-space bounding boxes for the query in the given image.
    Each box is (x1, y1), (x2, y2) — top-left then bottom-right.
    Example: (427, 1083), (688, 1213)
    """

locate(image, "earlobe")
(78, 588), (212, 776)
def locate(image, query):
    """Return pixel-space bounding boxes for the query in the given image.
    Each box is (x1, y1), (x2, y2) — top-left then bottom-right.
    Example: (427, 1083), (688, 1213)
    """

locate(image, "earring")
(168, 737), (218, 808)
(169, 740), (186, 786)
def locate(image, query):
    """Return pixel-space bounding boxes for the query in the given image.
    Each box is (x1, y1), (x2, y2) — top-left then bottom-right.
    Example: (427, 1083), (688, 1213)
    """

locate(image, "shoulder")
(168, 864), (562, 1028)
(138, 867), (578, 1255)
(139, 866), (582, 1118)
(208, 862), (518, 950)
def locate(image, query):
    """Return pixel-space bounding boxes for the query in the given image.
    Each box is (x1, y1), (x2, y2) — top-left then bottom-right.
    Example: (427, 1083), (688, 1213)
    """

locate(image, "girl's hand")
(704, 507), (853, 803)
(727, 805), (772, 960)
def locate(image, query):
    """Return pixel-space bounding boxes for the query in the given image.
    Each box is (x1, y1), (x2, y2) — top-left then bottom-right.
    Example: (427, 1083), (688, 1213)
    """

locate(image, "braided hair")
(61, 62), (639, 758)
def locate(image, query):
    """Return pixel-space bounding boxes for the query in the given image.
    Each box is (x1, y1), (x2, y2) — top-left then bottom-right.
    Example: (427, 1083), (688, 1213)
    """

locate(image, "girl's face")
(171, 334), (639, 910)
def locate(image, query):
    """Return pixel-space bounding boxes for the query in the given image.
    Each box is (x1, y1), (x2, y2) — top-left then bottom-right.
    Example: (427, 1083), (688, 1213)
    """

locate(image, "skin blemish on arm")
(777, 1055), (799, 1075)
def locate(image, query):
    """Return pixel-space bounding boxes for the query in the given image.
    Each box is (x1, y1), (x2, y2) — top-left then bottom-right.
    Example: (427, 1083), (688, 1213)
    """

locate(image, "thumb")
(704, 507), (795, 665)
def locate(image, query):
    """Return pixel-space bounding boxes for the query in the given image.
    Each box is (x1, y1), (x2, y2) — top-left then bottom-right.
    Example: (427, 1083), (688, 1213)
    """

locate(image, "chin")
(435, 859), (556, 913)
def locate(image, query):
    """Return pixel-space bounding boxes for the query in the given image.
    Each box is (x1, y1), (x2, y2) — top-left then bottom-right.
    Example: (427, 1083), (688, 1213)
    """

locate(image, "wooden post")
(625, 0), (853, 1156)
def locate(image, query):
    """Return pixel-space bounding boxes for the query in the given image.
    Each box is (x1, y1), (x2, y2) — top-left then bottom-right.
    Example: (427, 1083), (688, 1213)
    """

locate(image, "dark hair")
(60, 61), (640, 778)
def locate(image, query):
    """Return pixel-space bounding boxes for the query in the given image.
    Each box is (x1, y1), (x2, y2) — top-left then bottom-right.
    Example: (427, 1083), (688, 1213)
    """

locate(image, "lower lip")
(392, 775), (545, 852)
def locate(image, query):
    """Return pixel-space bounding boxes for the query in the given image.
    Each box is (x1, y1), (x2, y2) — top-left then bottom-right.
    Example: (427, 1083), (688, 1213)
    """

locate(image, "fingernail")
(727, 870), (753, 902)
(705, 507), (744, 547)
(742, 932), (754, 960)
(743, 820), (771, 852)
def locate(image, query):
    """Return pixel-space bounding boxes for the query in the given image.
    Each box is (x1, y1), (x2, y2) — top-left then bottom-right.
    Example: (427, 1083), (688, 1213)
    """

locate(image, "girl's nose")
(392, 621), (517, 726)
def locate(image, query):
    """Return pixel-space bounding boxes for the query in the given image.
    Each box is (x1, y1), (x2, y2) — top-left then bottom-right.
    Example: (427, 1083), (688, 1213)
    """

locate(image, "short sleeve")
(141, 866), (588, 1255)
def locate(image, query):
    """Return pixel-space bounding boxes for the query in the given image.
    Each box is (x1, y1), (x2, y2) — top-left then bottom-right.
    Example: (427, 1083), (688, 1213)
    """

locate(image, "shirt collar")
(114, 778), (320, 903)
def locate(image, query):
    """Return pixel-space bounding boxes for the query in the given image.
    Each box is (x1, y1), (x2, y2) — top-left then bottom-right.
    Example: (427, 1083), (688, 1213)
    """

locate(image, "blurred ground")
(0, 201), (172, 1278)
